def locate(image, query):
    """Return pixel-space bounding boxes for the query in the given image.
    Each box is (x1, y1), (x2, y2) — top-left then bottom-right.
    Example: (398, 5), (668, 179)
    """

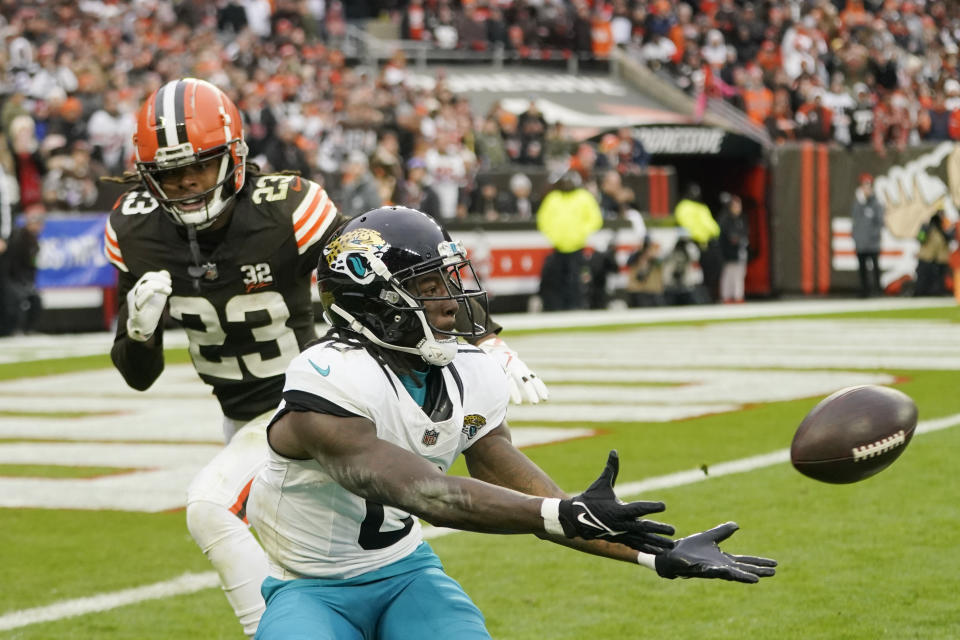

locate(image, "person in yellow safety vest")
(536, 170), (603, 311)
(674, 182), (722, 302)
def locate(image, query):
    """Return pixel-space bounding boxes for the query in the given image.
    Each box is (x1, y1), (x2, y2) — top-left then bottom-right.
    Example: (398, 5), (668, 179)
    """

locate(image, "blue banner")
(35, 213), (116, 288)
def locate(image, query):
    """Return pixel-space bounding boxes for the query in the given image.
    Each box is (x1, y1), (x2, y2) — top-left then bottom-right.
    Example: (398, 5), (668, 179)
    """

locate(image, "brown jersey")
(105, 174), (342, 421)
(104, 174), (499, 422)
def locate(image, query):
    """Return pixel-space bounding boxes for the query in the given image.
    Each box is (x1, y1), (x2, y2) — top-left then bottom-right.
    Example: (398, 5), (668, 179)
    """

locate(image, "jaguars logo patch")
(461, 414), (487, 439)
(324, 228), (389, 284)
(422, 428), (440, 446)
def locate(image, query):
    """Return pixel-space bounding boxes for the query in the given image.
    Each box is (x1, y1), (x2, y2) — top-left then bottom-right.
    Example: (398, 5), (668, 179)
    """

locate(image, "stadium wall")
(770, 141), (959, 295)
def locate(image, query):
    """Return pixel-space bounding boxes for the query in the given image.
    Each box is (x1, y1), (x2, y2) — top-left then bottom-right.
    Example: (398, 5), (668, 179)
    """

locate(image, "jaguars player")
(249, 207), (776, 639)
(102, 78), (547, 637)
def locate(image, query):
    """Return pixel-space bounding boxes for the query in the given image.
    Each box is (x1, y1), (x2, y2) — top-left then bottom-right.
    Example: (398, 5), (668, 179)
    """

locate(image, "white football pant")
(186, 412), (272, 637)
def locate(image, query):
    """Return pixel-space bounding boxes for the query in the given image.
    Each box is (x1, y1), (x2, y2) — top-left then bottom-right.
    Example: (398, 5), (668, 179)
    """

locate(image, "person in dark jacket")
(850, 173), (885, 297)
(4, 206), (44, 334)
(717, 194), (749, 303)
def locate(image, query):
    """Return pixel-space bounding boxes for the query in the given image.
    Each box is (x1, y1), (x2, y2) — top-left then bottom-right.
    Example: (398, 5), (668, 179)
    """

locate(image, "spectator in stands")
(475, 117), (509, 170)
(398, 157), (441, 220)
(3, 205), (44, 335)
(543, 122), (576, 174)
(641, 32), (678, 70)
(86, 90), (135, 176)
(615, 127), (650, 174)
(743, 67), (774, 127)
(872, 91), (911, 157)
(458, 4), (488, 52)
(922, 91), (954, 142)
(518, 100), (547, 166)
(242, 90), (279, 161)
(486, 7), (509, 49)
(595, 134), (622, 175)
(45, 95), (87, 151)
(536, 170), (603, 311)
(400, 0), (428, 41)
(765, 88), (798, 143)
(851, 173), (885, 298)
(370, 149), (401, 206)
(674, 182), (721, 303)
(424, 129), (472, 220)
(500, 172), (537, 221)
(338, 150), (382, 216)
(42, 140), (102, 211)
(795, 93), (833, 142)
(263, 120), (313, 179)
(468, 178), (503, 221)
(717, 193), (749, 304)
(822, 73), (857, 147)
(8, 115), (45, 214)
(568, 142), (598, 190)
(849, 83), (876, 146)
(499, 112), (524, 165)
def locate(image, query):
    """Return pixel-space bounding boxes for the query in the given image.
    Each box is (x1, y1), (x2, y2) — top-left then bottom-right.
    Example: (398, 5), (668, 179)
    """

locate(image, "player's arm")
(464, 424), (670, 559)
(268, 409), (670, 541)
(109, 269), (168, 391)
(464, 424), (778, 583)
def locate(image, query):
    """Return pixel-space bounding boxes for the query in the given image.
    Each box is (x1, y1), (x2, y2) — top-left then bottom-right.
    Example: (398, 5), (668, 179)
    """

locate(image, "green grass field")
(2, 305), (959, 639)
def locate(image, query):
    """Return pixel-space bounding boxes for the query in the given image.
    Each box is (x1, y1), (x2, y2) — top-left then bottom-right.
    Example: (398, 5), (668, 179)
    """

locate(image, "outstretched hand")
(654, 522), (777, 583)
(549, 451), (676, 554)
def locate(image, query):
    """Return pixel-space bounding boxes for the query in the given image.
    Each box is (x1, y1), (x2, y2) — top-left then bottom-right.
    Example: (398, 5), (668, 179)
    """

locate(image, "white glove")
(126, 270), (172, 342)
(479, 336), (549, 405)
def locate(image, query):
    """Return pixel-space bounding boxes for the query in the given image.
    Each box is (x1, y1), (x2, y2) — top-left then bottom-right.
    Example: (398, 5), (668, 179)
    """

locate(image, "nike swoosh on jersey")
(309, 360), (331, 376)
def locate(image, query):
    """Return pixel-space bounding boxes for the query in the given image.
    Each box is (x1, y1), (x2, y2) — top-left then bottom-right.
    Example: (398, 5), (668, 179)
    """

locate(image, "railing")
(343, 24), (590, 74)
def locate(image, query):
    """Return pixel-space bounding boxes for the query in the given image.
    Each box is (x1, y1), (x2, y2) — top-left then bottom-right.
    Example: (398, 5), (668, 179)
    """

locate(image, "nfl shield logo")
(422, 429), (439, 446)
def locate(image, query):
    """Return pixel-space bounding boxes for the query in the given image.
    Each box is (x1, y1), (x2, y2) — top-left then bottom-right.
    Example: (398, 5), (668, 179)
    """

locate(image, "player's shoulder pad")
(248, 174), (339, 256)
(284, 341), (387, 417)
(104, 186), (163, 273)
(452, 344), (511, 411)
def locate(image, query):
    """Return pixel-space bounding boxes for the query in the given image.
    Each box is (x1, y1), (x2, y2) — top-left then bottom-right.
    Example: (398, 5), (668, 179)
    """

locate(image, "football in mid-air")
(790, 385), (918, 484)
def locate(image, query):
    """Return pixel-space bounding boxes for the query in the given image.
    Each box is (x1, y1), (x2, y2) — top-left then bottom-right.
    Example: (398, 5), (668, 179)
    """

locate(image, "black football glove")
(654, 521), (777, 583)
(555, 451), (676, 554)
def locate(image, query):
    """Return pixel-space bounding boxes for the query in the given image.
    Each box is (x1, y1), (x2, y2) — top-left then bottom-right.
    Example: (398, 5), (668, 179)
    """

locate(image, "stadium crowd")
(2, 0), (960, 222)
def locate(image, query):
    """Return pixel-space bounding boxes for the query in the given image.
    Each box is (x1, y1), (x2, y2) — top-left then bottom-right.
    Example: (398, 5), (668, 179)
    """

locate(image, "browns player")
(102, 78), (547, 637)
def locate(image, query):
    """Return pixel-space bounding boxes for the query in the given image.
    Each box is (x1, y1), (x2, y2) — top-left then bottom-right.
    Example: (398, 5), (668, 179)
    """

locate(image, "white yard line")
(0, 572), (220, 632)
(4, 411), (954, 632)
(4, 412), (956, 632)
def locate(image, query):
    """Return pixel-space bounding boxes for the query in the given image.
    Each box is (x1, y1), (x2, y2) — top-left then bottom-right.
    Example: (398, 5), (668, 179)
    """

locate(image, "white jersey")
(249, 338), (509, 580)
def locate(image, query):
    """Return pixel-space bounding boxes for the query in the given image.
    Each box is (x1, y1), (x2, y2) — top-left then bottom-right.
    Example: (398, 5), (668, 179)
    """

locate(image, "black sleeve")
(281, 389), (360, 417)
(110, 269), (165, 391)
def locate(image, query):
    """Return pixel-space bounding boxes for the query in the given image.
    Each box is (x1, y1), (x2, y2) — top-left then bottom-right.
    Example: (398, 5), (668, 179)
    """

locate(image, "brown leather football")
(790, 385), (918, 484)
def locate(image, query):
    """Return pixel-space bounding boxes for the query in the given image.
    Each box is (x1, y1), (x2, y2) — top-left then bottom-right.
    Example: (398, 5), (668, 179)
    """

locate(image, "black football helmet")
(317, 206), (488, 366)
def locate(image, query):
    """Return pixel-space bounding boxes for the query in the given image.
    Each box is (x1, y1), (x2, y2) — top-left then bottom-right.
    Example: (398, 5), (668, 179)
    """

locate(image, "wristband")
(637, 551), (657, 571)
(541, 498), (564, 536)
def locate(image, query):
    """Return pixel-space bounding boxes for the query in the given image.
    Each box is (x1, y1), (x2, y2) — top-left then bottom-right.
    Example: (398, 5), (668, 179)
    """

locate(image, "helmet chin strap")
(329, 303), (459, 366)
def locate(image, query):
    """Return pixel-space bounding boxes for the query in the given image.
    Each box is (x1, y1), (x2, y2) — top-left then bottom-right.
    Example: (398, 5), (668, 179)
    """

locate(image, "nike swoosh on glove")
(479, 336), (549, 404)
(655, 522), (777, 583)
(126, 270), (172, 342)
(548, 451), (675, 554)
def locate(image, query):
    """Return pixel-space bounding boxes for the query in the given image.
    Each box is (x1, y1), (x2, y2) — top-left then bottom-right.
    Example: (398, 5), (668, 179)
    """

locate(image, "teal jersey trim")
(398, 368), (429, 406)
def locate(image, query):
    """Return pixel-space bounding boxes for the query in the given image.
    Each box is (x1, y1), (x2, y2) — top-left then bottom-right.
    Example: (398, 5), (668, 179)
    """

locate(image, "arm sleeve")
(109, 269), (165, 391)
